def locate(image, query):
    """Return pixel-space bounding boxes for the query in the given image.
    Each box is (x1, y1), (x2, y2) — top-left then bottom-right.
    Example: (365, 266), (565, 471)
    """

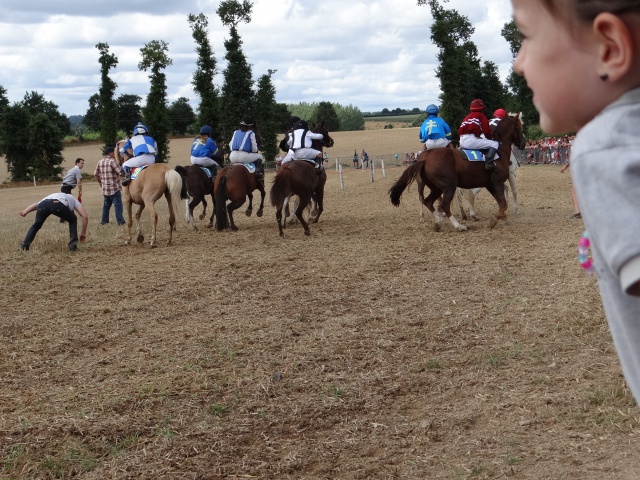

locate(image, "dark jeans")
(61, 184), (74, 194)
(21, 199), (78, 251)
(102, 191), (125, 225)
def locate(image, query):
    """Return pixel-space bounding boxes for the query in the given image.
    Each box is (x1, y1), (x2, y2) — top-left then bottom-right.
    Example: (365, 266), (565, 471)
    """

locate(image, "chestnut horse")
(115, 140), (187, 247)
(389, 114), (525, 231)
(175, 163), (220, 229)
(270, 123), (334, 237)
(214, 164), (265, 232)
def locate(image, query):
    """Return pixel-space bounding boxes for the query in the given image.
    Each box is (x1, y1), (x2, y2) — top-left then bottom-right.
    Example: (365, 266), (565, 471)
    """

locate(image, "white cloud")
(0, 0), (514, 116)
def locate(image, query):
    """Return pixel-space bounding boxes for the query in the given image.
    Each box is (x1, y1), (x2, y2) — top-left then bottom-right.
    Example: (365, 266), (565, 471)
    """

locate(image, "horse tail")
(165, 169), (185, 223)
(174, 166), (189, 198)
(270, 167), (291, 208)
(215, 175), (229, 231)
(389, 161), (424, 207)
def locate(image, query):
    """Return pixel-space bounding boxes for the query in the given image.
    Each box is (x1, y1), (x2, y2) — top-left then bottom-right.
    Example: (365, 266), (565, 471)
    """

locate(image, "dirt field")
(1, 137), (640, 479)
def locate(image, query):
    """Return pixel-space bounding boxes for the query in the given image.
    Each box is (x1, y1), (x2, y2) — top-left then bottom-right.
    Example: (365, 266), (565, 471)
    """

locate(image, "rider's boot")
(315, 157), (324, 172)
(484, 147), (499, 171)
(122, 166), (132, 186)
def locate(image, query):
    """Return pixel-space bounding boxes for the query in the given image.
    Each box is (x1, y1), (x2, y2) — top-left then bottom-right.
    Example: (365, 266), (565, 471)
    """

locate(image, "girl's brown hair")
(540, 0), (640, 21)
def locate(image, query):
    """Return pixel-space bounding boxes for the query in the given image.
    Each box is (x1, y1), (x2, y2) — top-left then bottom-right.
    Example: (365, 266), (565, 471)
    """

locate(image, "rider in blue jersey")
(191, 125), (222, 172)
(419, 104), (452, 150)
(120, 122), (157, 186)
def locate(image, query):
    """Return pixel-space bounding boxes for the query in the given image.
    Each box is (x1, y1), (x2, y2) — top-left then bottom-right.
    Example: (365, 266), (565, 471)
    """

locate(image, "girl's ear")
(593, 12), (634, 82)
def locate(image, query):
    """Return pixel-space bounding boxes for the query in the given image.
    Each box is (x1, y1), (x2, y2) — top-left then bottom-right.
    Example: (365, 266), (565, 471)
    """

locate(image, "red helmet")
(470, 99), (485, 111)
(493, 108), (507, 119)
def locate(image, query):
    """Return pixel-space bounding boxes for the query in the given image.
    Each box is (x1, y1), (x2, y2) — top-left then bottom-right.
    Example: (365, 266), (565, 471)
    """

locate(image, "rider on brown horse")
(228, 116), (265, 188)
(288, 119), (326, 173)
(458, 99), (500, 171)
(191, 125), (222, 175)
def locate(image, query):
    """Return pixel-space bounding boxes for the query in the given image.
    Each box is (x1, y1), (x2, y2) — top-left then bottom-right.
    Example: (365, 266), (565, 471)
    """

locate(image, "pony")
(214, 164), (265, 232)
(115, 139), (187, 247)
(174, 163), (220, 229)
(417, 150), (520, 222)
(270, 123), (334, 237)
(280, 122), (334, 228)
(389, 114), (525, 231)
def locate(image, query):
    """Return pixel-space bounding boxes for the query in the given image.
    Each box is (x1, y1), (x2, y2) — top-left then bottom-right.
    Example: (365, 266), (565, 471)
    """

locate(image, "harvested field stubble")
(1, 142), (639, 479)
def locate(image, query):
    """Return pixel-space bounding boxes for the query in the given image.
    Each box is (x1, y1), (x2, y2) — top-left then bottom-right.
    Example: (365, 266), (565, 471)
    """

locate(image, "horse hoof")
(257, 209), (263, 218)
(245, 209), (252, 217)
(231, 226), (239, 232)
(489, 218), (498, 229)
(311, 209), (318, 217)
(472, 215), (480, 222)
(304, 229), (311, 236)
(199, 214), (206, 220)
(433, 223), (442, 232)
(137, 235), (144, 243)
(124, 240), (131, 246)
(457, 225), (468, 232)
(150, 243), (157, 248)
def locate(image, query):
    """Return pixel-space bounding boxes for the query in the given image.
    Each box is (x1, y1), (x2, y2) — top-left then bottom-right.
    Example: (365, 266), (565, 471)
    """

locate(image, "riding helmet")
(425, 104), (439, 115)
(296, 120), (308, 130)
(290, 116), (301, 126)
(200, 125), (213, 136)
(133, 122), (149, 135)
(493, 108), (507, 119)
(240, 116), (255, 126)
(470, 99), (485, 111)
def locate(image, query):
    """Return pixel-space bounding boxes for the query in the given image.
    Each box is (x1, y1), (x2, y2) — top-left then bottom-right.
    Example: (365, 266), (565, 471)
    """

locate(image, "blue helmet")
(199, 125), (213, 136)
(133, 122), (149, 135)
(425, 104), (439, 115)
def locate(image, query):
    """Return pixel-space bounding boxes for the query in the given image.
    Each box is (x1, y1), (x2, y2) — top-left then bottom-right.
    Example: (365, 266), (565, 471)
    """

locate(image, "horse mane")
(492, 115), (517, 142)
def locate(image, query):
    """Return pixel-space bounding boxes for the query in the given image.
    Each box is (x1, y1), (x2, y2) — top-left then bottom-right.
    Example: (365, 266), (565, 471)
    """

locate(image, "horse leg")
(207, 195), (215, 228)
(124, 199), (134, 246)
(441, 188), (468, 232)
(456, 189), (469, 221)
(295, 195), (312, 235)
(166, 192), (176, 246)
(508, 171), (519, 214)
(146, 202), (159, 247)
(288, 197), (299, 225)
(227, 199), (244, 231)
(486, 183), (508, 228)
(276, 205), (285, 237)
(418, 178), (426, 222)
(424, 190), (444, 232)
(256, 184), (265, 218)
(135, 204), (145, 244)
(245, 193), (253, 217)
(468, 188), (481, 221)
(188, 196), (200, 230)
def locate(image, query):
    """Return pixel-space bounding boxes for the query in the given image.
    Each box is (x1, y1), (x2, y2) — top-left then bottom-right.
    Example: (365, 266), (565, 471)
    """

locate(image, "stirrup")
(122, 177), (131, 186)
(484, 161), (496, 171)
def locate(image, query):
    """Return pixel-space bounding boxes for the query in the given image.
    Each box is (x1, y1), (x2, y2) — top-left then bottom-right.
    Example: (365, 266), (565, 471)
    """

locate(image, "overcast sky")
(0, 0), (514, 117)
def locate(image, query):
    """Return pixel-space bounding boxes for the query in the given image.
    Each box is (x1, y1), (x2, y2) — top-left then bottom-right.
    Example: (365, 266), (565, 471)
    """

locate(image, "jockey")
(458, 99), (500, 171)
(290, 119), (325, 170)
(191, 125), (222, 173)
(419, 104), (452, 149)
(279, 116), (300, 166)
(490, 108), (508, 130)
(229, 116), (264, 186)
(120, 122), (157, 186)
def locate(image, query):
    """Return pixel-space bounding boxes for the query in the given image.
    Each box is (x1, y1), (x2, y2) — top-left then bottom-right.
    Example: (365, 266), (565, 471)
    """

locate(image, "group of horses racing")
(114, 114), (525, 246)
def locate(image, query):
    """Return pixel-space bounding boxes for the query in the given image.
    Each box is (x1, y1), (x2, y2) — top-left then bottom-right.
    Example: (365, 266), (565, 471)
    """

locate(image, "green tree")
(96, 42), (119, 148)
(419, 0), (491, 142)
(139, 40), (172, 163)
(253, 70), (278, 164)
(217, 0), (255, 143)
(188, 13), (220, 137)
(168, 97), (196, 135)
(311, 101), (340, 131)
(481, 60), (509, 115)
(335, 104), (365, 131)
(84, 93), (101, 132)
(0, 92), (66, 181)
(502, 20), (538, 125)
(273, 103), (293, 133)
(117, 94), (142, 134)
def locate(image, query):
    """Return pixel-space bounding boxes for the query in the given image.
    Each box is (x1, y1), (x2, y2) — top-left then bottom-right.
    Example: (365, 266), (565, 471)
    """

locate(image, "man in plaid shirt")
(94, 147), (125, 225)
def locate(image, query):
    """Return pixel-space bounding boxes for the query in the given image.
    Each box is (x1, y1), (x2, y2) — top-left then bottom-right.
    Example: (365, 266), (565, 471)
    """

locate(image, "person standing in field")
(94, 147), (125, 225)
(61, 157), (84, 198)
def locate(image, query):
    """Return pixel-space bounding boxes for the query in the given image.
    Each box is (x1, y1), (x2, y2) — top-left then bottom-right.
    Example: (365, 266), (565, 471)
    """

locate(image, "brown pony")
(115, 140), (187, 247)
(389, 114), (525, 231)
(174, 164), (219, 229)
(270, 123), (334, 237)
(214, 164), (265, 231)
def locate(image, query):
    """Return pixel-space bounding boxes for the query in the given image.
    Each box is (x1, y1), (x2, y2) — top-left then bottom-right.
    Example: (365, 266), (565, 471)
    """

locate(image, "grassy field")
(1, 144), (640, 478)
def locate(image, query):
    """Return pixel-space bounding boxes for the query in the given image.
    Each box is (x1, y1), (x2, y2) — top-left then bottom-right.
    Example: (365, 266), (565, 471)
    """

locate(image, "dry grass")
(1, 134), (640, 479)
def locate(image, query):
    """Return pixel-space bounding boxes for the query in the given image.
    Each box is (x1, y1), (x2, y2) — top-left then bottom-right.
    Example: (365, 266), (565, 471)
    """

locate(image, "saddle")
(130, 165), (149, 180)
(459, 148), (493, 162)
(199, 166), (215, 178)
